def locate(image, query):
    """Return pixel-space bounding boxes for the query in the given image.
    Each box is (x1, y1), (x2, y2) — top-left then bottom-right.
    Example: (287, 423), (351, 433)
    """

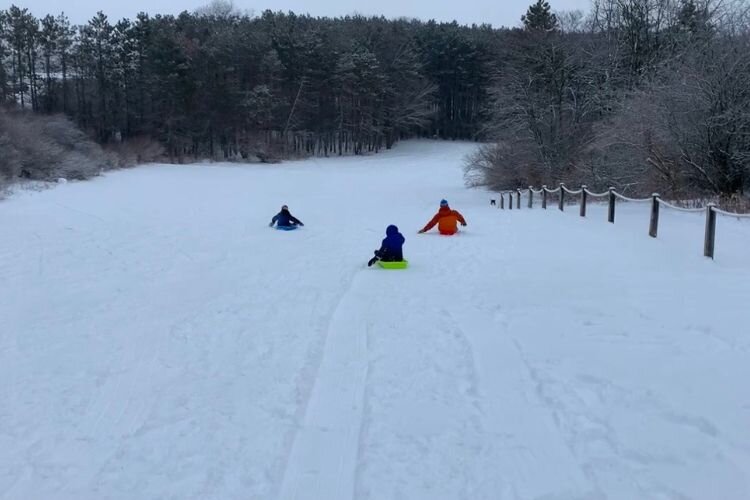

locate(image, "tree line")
(1, 0), (748, 198)
(0, 1), (495, 163)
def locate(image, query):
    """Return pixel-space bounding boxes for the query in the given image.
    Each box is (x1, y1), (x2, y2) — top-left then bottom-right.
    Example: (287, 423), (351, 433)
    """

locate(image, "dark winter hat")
(440, 199), (449, 207)
(386, 224), (399, 235)
(281, 205), (289, 210)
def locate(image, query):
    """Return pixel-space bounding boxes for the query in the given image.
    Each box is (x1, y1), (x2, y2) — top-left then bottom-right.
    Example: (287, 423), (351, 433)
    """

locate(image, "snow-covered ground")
(1, 141), (749, 500)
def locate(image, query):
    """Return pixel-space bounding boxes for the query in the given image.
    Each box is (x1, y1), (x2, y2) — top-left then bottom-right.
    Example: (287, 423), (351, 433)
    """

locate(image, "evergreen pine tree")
(521, 0), (558, 31)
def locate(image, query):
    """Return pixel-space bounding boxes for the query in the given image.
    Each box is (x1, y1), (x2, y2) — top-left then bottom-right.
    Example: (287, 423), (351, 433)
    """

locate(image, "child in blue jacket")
(269, 205), (304, 228)
(368, 225), (405, 266)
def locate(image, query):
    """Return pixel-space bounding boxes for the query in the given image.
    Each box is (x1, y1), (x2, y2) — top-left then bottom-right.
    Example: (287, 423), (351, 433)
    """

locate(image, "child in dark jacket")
(269, 205), (304, 228)
(368, 225), (405, 266)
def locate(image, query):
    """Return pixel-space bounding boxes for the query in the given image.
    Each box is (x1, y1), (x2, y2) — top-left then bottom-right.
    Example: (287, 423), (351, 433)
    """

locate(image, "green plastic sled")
(378, 260), (409, 270)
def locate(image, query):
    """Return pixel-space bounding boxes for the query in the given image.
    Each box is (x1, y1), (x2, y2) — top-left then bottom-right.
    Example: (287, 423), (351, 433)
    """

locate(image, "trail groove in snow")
(277, 271), (371, 500)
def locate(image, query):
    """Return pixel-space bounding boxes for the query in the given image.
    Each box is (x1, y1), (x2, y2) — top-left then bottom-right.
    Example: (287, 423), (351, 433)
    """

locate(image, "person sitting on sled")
(418, 199), (466, 235)
(368, 225), (405, 267)
(269, 205), (304, 228)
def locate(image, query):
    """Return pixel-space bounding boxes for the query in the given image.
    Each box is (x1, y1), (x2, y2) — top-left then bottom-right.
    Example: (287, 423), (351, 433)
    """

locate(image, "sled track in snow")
(276, 269), (370, 500)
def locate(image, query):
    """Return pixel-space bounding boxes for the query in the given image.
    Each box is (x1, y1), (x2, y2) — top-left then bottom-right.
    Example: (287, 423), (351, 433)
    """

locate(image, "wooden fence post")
(528, 186), (533, 208)
(608, 187), (616, 223)
(509, 191), (513, 210)
(500, 193), (505, 209)
(704, 204), (717, 259)
(542, 186), (548, 209)
(580, 185), (588, 217)
(517, 189), (522, 209)
(559, 183), (565, 211)
(649, 194), (660, 238)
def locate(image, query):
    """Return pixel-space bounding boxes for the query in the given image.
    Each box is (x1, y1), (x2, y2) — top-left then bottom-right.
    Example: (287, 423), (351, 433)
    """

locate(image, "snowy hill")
(1, 141), (749, 499)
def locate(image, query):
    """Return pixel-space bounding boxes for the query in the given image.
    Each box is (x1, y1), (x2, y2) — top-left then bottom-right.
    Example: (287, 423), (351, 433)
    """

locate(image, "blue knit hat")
(440, 199), (449, 207)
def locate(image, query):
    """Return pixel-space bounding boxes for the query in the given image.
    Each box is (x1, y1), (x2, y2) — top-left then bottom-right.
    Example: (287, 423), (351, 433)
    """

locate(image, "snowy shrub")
(107, 137), (166, 167)
(464, 142), (551, 191)
(0, 108), (114, 184)
(0, 131), (22, 180)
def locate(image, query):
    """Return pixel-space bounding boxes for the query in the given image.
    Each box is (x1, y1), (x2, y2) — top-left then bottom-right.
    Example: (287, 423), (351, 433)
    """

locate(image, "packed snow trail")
(1, 141), (749, 500)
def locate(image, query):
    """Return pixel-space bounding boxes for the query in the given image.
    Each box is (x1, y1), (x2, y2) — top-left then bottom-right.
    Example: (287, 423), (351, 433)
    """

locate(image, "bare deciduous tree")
(468, 0), (750, 200)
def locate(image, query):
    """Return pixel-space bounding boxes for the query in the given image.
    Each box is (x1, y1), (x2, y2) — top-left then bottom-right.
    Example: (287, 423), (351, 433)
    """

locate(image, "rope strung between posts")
(506, 184), (750, 218)
(583, 188), (610, 198)
(561, 185), (583, 195)
(613, 192), (651, 203)
(656, 199), (705, 213)
(497, 183), (748, 259)
(712, 207), (750, 218)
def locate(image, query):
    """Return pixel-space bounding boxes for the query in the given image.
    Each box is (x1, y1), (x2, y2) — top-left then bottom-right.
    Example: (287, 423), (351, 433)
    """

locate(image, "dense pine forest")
(0, 0), (748, 199)
(0, 1), (493, 162)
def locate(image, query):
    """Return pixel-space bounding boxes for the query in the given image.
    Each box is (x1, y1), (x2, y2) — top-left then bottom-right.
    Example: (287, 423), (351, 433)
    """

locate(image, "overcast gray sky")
(11, 0), (591, 27)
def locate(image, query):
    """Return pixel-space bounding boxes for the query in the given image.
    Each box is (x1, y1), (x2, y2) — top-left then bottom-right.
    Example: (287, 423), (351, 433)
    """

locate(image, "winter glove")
(418, 229), (425, 234)
(461, 222), (467, 227)
(269, 222), (274, 227)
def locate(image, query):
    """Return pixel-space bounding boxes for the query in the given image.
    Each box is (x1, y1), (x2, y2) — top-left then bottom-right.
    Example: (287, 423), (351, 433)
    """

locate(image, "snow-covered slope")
(1, 141), (749, 500)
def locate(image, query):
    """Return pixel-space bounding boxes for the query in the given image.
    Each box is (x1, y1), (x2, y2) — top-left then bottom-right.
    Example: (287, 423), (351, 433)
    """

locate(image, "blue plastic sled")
(275, 225), (299, 231)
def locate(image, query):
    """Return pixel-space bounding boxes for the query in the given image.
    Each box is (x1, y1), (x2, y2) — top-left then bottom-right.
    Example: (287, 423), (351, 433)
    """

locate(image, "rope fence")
(613, 192), (651, 203)
(654, 199), (705, 213)
(561, 185), (583, 195)
(713, 207), (750, 219)
(494, 183), (749, 259)
(583, 188), (610, 198)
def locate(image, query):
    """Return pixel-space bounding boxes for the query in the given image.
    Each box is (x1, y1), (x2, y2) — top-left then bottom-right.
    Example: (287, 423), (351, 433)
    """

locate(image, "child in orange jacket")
(418, 199), (467, 235)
